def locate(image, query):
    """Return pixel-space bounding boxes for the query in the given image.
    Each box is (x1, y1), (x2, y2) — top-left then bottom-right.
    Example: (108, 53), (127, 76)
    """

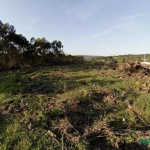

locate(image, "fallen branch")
(65, 117), (80, 135)
(127, 102), (148, 126)
(47, 130), (61, 147)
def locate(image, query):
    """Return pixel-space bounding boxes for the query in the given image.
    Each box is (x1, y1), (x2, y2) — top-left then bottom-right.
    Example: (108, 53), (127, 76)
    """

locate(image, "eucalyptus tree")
(0, 20), (84, 69)
(31, 37), (51, 65)
(0, 21), (17, 67)
(51, 40), (64, 64)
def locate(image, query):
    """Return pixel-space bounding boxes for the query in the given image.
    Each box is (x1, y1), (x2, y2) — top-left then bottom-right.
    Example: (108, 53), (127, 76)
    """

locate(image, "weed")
(0, 63), (150, 149)
(77, 141), (89, 150)
(12, 70), (22, 83)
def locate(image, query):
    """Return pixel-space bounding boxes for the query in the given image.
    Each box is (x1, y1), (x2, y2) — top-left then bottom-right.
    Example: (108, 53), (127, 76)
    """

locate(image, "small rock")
(122, 118), (126, 122)
(28, 123), (32, 130)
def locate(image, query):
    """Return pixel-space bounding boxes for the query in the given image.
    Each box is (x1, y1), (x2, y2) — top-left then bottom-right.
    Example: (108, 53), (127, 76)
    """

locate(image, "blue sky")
(0, 0), (150, 56)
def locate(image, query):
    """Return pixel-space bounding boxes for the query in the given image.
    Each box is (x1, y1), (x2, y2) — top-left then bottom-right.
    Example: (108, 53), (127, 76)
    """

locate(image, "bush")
(12, 71), (22, 83)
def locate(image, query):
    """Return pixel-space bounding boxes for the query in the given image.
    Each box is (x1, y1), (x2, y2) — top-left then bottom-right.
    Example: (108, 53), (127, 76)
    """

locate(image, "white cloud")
(28, 18), (39, 31)
(79, 26), (114, 41)
(123, 13), (147, 21)
(80, 32), (101, 40)
(102, 29), (112, 37)
(80, 30), (111, 41)
(68, 0), (103, 21)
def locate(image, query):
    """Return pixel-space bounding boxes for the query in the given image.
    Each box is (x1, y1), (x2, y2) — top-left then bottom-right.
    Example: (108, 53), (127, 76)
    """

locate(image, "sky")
(0, 0), (150, 56)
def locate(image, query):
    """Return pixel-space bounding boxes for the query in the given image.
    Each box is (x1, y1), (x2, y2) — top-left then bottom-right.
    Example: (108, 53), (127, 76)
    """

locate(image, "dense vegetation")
(0, 20), (84, 70)
(0, 60), (150, 149)
(84, 54), (150, 63)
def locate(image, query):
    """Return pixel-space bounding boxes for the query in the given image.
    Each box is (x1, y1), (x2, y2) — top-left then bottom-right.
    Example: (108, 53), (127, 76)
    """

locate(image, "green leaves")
(0, 20), (84, 69)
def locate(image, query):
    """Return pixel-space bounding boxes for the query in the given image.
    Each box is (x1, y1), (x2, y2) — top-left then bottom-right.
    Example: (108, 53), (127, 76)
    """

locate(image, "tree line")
(0, 20), (84, 70)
